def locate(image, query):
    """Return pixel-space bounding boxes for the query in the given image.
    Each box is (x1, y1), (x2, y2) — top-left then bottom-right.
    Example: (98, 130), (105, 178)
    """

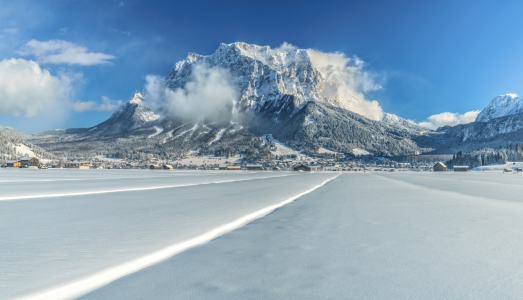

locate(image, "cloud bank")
(0, 58), (72, 117)
(419, 111), (480, 130)
(0, 58), (122, 118)
(306, 49), (383, 120)
(18, 39), (115, 65)
(145, 64), (237, 122)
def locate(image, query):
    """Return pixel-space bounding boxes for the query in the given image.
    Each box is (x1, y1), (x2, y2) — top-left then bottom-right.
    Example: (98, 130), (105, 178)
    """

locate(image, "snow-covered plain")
(0, 169), (334, 300)
(4, 170), (523, 299)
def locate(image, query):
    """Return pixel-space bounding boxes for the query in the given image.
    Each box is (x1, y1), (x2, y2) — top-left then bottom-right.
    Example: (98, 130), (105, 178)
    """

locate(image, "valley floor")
(3, 170), (523, 299)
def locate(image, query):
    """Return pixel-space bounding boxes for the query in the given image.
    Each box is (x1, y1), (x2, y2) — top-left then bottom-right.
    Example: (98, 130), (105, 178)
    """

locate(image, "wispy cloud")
(3, 28), (18, 34)
(70, 96), (123, 112)
(112, 29), (131, 36)
(419, 111), (480, 130)
(18, 39), (115, 66)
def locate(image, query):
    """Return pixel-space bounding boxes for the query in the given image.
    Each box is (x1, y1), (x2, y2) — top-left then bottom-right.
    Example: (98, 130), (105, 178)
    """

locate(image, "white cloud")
(0, 58), (72, 117)
(3, 28), (18, 34)
(70, 96), (123, 112)
(419, 111), (480, 130)
(306, 49), (383, 120)
(18, 39), (115, 65)
(145, 64), (237, 122)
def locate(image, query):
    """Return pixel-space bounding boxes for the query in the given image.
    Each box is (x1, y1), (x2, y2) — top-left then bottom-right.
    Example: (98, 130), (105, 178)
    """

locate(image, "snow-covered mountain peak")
(163, 42), (393, 121)
(476, 94), (523, 122)
(129, 93), (145, 104)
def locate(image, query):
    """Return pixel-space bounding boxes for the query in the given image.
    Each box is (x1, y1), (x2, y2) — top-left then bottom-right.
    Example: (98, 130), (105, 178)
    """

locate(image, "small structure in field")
(453, 166), (468, 172)
(163, 165), (173, 170)
(516, 168), (523, 172)
(433, 162), (447, 172)
(65, 161), (91, 169)
(226, 165), (241, 170)
(21, 157), (40, 167)
(294, 164), (311, 172)
(6, 160), (21, 168)
(246, 165), (264, 171)
(504, 168), (513, 173)
(219, 164), (227, 170)
(150, 165), (161, 170)
(273, 167), (281, 171)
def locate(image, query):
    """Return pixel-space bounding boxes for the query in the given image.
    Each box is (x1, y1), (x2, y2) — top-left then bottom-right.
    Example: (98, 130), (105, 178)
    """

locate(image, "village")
(4, 154), (523, 173)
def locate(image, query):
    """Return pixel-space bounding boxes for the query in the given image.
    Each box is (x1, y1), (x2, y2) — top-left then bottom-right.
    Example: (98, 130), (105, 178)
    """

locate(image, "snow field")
(0, 170), (336, 300)
(82, 172), (523, 299)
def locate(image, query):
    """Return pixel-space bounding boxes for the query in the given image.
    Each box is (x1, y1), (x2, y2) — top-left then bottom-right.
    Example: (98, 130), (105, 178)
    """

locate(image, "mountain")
(85, 93), (159, 137)
(476, 94), (523, 122)
(253, 96), (428, 156)
(381, 113), (430, 134)
(0, 125), (31, 140)
(414, 111), (523, 153)
(29, 42), (434, 158)
(0, 130), (58, 163)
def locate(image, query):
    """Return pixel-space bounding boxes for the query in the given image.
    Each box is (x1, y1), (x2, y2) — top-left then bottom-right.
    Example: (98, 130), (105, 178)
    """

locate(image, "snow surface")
(81, 172), (523, 299)
(208, 128), (227, 145)
(1, 169), (334, 300)
(7, 171), (523, 299)
(148, 126), (163, 138)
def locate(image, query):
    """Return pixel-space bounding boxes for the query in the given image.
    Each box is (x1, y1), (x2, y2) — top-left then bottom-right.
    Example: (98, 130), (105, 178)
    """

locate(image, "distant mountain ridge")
(476, 94), (523, 122)
(28, 42), (432, 157)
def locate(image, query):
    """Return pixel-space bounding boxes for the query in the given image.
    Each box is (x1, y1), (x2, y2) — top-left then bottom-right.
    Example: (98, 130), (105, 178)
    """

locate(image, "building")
(6, 160), (21, 168)
(293, 164), (311, 172)
(219, 164), (227, 170)
(454, 166), (468, 172)
(64, 161), (91, 169)
(20, 157), (40, 167)
(433, 162), (447, 172)
(150, 165), (161, 170)
(504, 168), (513, 173)
(163, 165), (173, 170)
(226, 165), (241, 170)
(516, 168), (523, 173)
(246, 165), (264, 171)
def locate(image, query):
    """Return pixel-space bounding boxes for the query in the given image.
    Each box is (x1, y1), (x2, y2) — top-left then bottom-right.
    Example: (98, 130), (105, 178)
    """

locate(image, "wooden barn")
(163, 165), (173, 170)
(293, 164), (311, 172)
(150, 165), (161, 170)
(454, 166), (468, 172)
(6, 160), (21, 168)
(433, 162), (447, 172)
(226, 165), (241, 170)
(21, 157), (40, 167)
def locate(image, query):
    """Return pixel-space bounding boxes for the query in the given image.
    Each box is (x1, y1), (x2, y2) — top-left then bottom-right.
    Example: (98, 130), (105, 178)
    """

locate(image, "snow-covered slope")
(476, 94), (523, 122)
(381, 113), (430, 133)
(0, 131), (57, 163)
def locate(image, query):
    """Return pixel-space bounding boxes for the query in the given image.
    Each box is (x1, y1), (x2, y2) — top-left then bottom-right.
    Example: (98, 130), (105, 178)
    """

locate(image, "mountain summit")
(476, 94), (523, 122)
(166, 42), (383, 121)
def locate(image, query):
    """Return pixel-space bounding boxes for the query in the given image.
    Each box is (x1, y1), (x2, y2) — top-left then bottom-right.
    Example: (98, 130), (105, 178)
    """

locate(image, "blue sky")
(1, 0), (523, 132)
